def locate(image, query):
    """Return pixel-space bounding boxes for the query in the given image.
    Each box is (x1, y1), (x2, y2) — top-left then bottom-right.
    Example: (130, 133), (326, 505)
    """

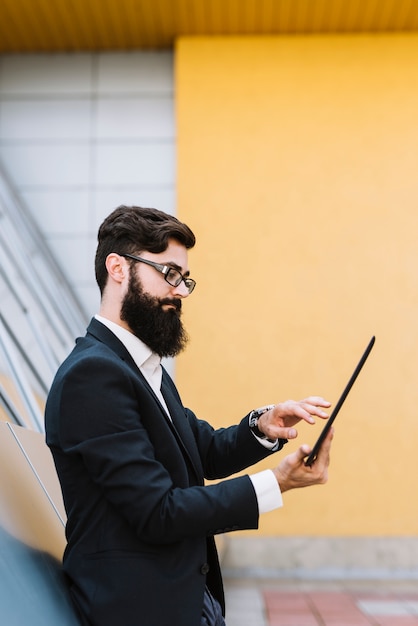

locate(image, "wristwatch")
(248, 404), (277, 443)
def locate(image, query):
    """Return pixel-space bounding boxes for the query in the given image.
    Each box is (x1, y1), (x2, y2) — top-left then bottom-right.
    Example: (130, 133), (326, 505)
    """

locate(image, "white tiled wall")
(0, 51), (175, 315)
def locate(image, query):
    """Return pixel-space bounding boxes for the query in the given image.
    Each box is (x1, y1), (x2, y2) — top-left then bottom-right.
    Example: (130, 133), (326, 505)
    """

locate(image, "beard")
(120, 271), (189, 358)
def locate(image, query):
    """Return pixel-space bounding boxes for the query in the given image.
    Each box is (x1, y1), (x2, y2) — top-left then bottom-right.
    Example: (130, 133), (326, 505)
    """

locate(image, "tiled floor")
(224, 579), (418, 626)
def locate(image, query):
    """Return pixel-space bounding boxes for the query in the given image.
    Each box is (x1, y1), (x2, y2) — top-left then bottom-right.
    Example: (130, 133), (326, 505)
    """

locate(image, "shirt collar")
(95, 314), (160, 372)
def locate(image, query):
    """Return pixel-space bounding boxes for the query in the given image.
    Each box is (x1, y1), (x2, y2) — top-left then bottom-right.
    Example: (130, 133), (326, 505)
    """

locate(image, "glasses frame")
(120, 253), (196, 294)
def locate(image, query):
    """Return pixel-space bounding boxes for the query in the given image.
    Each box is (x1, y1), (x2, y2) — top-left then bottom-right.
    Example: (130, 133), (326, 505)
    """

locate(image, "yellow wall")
(175, 34), (418, 536)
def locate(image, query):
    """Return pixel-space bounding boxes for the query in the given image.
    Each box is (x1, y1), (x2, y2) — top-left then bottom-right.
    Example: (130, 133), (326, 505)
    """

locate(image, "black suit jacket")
(45, 318), (283, 626)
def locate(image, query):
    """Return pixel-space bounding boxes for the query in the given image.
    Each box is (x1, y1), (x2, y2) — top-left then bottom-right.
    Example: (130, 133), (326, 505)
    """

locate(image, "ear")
(105, 253), (128, 284)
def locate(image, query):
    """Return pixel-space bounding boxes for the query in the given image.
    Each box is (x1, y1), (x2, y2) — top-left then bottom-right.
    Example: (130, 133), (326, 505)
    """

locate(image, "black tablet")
(304, 336), (375, 467)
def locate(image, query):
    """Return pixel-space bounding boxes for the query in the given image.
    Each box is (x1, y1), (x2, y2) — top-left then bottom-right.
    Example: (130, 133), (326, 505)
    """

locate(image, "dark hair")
(95, 205), (196, 294)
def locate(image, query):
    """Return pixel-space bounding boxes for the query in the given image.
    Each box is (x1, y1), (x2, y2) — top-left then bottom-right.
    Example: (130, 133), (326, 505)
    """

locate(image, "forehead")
(144, 238), (189, 268)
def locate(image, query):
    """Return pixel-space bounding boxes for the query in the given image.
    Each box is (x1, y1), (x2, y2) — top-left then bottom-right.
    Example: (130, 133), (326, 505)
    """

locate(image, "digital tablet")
(304, 336), (375, 467)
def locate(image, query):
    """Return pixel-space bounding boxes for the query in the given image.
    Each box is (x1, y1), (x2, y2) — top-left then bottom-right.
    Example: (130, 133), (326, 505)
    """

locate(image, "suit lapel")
(160, 376), (203, 481)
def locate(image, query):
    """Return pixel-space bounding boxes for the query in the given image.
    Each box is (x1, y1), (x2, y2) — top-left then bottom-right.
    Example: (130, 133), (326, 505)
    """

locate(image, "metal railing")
(0, 161), (87, 431)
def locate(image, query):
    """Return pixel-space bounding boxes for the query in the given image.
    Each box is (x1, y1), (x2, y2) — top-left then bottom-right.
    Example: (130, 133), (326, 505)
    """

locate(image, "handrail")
(0, 381), (26, 427)
(0, 161), (87, 339)
(0, 316), (44, 432)
(0, 313), (49, 396)
(0, 158), (88, 431)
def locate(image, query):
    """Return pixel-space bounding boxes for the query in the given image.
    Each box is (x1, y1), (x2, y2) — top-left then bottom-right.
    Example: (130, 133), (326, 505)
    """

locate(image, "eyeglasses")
(120, 253), (196, 294)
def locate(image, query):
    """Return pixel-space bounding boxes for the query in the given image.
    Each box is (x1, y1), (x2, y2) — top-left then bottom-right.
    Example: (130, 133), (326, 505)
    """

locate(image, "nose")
(172, 280), (190, 298)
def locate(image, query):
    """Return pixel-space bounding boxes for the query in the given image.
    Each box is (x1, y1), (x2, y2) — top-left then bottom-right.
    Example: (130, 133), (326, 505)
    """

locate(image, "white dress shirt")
(95, 314), (283, 514)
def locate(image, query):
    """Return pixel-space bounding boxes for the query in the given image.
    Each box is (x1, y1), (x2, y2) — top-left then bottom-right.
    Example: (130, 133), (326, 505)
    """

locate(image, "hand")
(273, 427), (333, 493)
(257, 396), (331, 441)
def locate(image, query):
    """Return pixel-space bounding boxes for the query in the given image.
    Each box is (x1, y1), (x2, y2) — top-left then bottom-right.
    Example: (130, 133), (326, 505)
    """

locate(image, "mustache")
(159, 297), (182, 312)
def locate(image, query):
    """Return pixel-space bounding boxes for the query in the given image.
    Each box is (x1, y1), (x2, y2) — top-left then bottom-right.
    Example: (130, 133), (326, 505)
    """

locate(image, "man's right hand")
(273, 428), (333, 493)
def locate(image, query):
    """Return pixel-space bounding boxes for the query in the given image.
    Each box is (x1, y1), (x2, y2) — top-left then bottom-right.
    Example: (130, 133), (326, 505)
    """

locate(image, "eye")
(166, 268), (182, 286)
(184, 278), (196, 293)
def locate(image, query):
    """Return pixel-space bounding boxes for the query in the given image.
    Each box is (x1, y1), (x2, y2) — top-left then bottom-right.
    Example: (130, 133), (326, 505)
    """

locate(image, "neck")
(99, 302), (130, 332)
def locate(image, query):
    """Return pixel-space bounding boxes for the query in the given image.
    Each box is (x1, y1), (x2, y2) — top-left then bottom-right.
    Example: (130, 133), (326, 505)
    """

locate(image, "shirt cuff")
(249, 469), (283, 514)
(251, 430), (278, 449)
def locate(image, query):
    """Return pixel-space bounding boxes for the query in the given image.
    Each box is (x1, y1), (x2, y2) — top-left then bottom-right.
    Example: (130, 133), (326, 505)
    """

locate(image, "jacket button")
(200, 563), (210, 575)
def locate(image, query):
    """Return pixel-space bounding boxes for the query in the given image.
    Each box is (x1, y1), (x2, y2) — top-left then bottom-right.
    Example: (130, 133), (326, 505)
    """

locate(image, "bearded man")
(45, 205), (333, 626)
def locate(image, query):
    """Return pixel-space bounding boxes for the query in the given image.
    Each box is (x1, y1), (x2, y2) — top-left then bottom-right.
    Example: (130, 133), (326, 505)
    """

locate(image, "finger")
(299, 401), (331, 423)
(270, 398), (331, 427)
(285, 427), (298, 440)
(302, 396), (332, 408)
(317, 427), (334, 454)
(309, 428), (334, 468)
(296, 443), (312, 461)
(265, 426), (299, 441)
(290, 404), (328, 425)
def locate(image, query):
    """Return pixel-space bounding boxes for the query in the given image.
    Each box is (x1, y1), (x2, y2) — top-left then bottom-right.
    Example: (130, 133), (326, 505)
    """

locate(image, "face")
(120, 240), (191, 357)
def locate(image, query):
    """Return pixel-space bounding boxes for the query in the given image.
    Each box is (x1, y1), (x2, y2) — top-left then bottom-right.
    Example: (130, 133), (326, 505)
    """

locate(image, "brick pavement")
(264, 589), (418, 625)
(225, 579), (418, 626)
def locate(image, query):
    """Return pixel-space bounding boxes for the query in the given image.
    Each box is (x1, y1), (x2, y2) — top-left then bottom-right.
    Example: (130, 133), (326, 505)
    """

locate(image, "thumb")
(296, 444), (312, 463)
(286, 427), (298, 439)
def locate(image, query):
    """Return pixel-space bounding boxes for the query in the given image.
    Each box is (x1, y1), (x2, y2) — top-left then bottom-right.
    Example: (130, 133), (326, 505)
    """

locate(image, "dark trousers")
(201, 587), (226, 626)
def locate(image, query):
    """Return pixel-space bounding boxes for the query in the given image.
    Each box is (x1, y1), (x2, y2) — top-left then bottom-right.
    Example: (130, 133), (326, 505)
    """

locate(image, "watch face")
(249, 412), (258, 427)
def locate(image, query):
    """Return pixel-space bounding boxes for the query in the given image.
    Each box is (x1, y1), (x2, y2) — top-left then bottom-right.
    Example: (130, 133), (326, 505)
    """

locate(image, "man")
(45, 205), (333, 626)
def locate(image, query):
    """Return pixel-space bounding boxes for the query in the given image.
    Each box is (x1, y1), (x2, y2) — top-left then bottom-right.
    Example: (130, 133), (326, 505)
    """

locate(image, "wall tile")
(0, 54), (93, 95)
(0, 51), (174, 319)
(20, 190), (91, 235)
(97, 52), (173, 94)
(94, 142), (175, 186)
(47, 235), (96, 285)
(0, 100), (92, 140)
(0, 144), (91, 186)
(74, 284), (100, 319)
(96, 97), (174, 139)
(92, 188), (175, 225)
